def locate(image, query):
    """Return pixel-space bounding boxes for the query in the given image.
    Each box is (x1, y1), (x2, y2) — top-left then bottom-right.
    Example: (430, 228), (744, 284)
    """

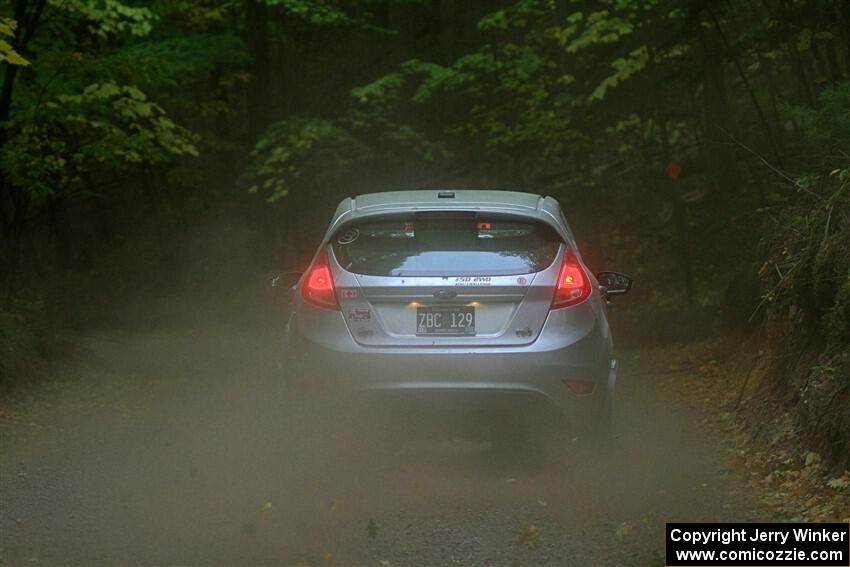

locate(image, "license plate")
(416, 306), (475, 336)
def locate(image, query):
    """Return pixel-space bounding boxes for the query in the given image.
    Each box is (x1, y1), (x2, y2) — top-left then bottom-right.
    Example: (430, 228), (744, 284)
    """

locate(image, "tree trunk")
(659, 117), (696, 303)
(244, 0), (270, 139)
(842, 0), (850, 76)
(700, 33), (739, 202)
(0, 0), (47, 299)
(788, 43), (816, 106)
(707, 5), (782, 165)
(0, 0), (30, 240)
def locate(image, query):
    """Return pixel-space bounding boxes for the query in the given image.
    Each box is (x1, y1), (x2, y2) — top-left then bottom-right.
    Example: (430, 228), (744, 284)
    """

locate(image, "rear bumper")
(284, 319), (615, 427)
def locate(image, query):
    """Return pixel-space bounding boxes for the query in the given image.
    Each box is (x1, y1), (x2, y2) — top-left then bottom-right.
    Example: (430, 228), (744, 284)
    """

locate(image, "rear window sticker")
(453, 276), (492, 286)
(337, 228), (360, 245)
(477, 221), (493, 239)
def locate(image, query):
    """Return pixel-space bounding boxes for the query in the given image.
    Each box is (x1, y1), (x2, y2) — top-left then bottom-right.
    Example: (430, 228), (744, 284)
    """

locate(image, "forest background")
(0, 0), (847, 467)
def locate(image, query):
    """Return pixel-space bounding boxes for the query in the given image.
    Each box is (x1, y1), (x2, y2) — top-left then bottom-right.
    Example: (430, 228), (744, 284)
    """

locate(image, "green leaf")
(0, 19), (28, 66)
(797, 28), (812, 52)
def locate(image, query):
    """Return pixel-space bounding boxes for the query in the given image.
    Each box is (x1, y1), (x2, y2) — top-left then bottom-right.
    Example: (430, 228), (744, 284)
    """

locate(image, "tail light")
(552, 249), (591, 309)
(301, 249), (339, 310)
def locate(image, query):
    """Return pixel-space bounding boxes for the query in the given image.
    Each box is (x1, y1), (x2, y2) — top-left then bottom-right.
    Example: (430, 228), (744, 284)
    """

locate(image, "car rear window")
(331, 214), (561, 276)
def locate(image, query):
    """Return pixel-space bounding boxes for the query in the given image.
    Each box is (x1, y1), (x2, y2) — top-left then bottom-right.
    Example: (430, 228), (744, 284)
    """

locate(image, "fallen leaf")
(517, 525), (540, 545)
(616, 522), (634, 539)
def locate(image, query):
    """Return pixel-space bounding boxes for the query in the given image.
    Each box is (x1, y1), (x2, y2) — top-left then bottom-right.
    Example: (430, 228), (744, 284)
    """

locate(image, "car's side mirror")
(596, 271), (633, 298)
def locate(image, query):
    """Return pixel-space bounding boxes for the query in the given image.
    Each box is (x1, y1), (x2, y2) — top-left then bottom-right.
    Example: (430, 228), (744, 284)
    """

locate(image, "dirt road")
(0, 320), (770, 566)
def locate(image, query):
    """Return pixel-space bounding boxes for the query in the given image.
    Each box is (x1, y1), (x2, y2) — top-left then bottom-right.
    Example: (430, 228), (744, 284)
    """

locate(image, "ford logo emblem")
(433, 289), (457, 299)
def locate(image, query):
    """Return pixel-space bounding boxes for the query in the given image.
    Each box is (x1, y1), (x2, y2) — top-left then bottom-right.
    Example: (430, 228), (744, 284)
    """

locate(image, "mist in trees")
(0, 0), (848, 383)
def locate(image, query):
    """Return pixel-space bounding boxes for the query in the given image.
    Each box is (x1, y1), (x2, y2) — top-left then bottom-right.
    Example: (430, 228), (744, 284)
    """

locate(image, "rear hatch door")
(329, 212), (562, 347)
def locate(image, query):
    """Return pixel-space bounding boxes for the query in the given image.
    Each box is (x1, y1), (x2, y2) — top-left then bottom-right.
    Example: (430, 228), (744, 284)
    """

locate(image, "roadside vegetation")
(0, 0), (847, 481)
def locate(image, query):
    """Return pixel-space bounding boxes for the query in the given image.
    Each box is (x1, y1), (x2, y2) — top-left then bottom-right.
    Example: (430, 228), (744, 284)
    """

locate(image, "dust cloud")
(0, 222), (764, 566)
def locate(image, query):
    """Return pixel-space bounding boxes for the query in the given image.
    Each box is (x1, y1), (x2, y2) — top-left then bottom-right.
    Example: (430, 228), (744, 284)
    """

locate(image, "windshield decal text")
(454, 276), (492, 286)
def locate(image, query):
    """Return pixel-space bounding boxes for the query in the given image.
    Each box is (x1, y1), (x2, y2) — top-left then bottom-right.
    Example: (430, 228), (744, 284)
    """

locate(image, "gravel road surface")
(1, 322), (767, 566)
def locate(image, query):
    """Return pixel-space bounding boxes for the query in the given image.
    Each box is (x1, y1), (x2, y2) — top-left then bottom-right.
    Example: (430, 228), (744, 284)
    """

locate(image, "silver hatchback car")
(284, 189), (631, 444)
